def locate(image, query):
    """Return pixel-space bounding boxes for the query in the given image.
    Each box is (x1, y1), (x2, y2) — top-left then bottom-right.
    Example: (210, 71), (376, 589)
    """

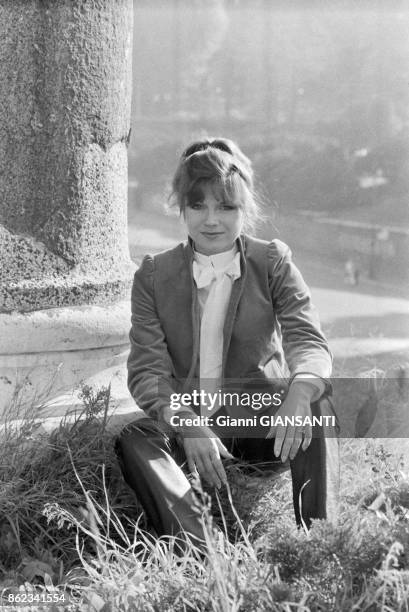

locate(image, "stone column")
(0, 0), (135, 417)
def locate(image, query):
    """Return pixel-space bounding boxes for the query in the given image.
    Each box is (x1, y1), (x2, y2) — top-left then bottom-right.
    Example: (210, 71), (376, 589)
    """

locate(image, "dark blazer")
(127, 234), (332, 421)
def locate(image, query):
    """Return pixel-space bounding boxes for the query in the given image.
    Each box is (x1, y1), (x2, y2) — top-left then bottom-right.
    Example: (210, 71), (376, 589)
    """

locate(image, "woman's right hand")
(183, 427), (234, 489)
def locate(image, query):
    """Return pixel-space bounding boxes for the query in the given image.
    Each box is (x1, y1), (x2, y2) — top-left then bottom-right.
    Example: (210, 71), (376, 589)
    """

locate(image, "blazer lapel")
(221, 235), (247, 376)
(182, 240), (200, 389)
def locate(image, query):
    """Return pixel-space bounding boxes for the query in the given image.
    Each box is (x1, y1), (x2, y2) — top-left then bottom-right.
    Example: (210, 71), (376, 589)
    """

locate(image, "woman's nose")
(204, 207), (219, 225)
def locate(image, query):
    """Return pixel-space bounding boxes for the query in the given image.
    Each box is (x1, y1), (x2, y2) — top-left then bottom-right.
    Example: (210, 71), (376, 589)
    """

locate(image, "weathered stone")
(0, 0), (135, 417)
(0, 0), (134, 313)
(0, 301), (134, 416)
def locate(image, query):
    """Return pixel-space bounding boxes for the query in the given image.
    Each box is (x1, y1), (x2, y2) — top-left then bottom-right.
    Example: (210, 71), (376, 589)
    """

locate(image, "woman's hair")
(169, 137), (261, 231)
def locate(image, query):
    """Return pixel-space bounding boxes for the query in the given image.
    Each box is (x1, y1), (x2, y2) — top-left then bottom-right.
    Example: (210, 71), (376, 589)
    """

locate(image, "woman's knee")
(114, 417), (173, 466)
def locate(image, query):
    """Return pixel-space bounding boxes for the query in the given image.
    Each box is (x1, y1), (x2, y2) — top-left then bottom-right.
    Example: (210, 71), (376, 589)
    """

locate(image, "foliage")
(129, 2), (409, 225)
(129, 126), (409, 225)
(0, 387), (144, 605)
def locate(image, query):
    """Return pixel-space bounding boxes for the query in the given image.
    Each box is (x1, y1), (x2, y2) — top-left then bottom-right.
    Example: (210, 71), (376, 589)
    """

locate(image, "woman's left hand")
(266, 381), (316, 463)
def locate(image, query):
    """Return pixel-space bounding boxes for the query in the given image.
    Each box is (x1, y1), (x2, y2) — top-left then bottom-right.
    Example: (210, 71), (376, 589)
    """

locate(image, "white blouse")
(192, 246), (240, 415)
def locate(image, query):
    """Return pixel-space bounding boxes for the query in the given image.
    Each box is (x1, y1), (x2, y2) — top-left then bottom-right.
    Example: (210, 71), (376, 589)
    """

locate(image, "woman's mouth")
(201, 232), (224, 239)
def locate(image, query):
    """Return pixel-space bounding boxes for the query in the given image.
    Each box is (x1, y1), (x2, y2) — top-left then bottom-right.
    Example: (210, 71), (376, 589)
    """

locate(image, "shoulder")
(243, 234), (292, 268)
(134, 241), (189, 291)
(136, 241), (187, 272)
(152, 241), (188, 271)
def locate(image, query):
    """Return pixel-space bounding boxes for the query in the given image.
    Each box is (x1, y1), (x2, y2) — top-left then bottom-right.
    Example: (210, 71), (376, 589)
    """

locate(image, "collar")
(193, 244), (238, 269)
(184, 234), (248, 268)
(192, 247), (241, 288)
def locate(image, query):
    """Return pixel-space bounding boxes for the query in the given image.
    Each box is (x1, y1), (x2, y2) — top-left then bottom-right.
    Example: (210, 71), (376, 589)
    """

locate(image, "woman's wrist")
(287, 379), (318, 401)
(289, 373), (327, 402)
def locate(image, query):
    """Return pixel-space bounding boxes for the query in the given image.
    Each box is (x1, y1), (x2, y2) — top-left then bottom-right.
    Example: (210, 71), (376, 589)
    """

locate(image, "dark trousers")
(115, 398), (339, 542)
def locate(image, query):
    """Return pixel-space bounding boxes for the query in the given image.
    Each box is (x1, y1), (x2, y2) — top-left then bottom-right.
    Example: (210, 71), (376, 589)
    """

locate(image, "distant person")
(115, 138), (339, 548)
(344, 259), (357, 285)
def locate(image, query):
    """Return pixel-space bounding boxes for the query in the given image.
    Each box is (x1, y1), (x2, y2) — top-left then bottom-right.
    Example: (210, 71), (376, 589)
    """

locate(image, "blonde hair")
(169, 138), (261, 231)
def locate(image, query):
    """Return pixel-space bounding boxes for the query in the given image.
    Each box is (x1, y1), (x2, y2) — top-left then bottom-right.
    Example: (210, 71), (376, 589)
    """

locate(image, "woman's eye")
(220, 203), (236, 211)
(188, 202), (203, 210)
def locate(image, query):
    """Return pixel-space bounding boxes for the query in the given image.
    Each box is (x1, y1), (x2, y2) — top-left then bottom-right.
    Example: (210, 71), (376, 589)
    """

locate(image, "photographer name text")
(170, 414), (336, 428)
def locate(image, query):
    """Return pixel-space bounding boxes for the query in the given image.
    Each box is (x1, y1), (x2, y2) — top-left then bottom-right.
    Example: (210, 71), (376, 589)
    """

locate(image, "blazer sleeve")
(127, 254), (176, 422)
(268, 239), (332, 379)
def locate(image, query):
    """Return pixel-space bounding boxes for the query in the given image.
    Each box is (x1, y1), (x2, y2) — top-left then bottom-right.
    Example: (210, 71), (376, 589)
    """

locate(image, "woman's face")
(183, 181), (244, 255)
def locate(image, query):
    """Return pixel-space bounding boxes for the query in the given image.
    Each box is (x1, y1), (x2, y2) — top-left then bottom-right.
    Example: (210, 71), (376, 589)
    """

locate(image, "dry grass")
(0, 385), (409, 611)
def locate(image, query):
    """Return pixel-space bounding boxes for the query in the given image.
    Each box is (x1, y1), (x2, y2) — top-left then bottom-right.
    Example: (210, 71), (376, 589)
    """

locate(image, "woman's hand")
(182, 426), (234, 489)
(267, 381), (316, 463)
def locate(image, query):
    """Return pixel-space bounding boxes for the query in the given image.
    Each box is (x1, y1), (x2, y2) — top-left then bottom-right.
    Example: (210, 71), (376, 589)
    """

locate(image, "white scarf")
(192, 246), (241, 416)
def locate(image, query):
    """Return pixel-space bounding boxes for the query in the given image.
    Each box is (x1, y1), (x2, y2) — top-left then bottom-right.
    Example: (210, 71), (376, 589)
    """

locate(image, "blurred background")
(128, 0), (409, 375)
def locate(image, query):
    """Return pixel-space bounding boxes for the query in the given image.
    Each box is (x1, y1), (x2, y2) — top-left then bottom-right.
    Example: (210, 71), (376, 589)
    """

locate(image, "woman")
(116, 138), (339, 545)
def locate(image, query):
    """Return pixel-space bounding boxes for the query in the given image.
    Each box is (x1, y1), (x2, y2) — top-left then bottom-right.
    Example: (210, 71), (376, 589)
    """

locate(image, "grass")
(1, 384), (409, 611)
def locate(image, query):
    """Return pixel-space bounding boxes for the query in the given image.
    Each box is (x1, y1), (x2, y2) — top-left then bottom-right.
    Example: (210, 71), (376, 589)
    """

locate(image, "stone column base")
(0, 301), (139, 423)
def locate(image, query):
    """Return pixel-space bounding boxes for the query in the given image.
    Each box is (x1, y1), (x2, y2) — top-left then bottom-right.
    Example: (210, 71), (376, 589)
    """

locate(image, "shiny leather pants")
(115, 399), (339, 543)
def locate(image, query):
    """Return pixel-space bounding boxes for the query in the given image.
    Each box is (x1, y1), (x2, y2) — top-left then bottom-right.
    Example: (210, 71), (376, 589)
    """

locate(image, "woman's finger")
(273, 425), (286, 458)
(266, 424), (276, 440)
(193, 453), (207, 479)
(210, 453), (228, 485)
(302, 424), (312, 451)
(202, 453), (221, 488)
(214, 438), (234, 459)
(280, 427), (295, 462)
(185, 453), (197, 476)
(289, 428), (304, 461)
(281, 424), (303, 462)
